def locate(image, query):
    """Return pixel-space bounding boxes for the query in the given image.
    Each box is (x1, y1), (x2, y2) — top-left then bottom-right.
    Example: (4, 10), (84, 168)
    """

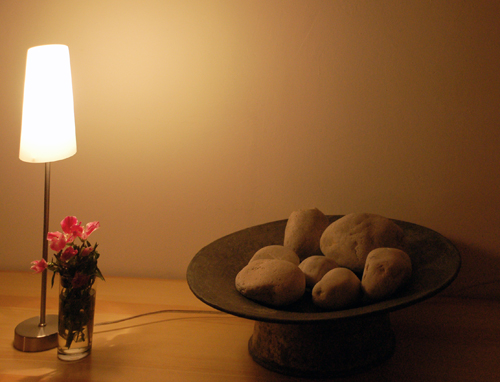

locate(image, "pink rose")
(30, 259), (47, 273)
(80, 221), (100, 240)
(61, 247), (78, 262)
(60, 216), (83, 241)
(47, 231), (67, 252)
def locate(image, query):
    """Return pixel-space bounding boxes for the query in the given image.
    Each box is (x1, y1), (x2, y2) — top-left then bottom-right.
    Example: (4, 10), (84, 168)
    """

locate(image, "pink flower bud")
(81, 246), (93, 257)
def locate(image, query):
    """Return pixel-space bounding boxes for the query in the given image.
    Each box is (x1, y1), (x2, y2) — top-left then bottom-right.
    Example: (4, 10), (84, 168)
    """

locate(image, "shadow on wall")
(444, 241), (500, 300)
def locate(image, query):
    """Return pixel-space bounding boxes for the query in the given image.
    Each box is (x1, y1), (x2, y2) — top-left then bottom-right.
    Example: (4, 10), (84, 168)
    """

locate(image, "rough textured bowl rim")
(187, 216), (461, 323)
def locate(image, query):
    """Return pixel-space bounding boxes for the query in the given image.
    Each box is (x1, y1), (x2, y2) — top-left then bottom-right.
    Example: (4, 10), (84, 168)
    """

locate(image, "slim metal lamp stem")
(39, 162), (51, 327)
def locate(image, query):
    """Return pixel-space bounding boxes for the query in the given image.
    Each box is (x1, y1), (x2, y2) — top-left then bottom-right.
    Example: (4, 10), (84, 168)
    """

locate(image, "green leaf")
(96, 267), (105, 281)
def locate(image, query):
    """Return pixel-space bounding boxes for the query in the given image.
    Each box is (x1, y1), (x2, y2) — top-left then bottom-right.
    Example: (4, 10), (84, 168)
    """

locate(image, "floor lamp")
(14, 44), (77, 352)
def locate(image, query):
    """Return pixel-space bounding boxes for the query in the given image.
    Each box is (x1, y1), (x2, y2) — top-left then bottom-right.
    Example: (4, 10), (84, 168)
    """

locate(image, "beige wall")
(1, 1), (499, 298)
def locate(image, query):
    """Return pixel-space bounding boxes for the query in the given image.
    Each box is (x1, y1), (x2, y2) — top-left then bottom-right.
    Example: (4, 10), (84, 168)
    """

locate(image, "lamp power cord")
(94, 309), (228, 327)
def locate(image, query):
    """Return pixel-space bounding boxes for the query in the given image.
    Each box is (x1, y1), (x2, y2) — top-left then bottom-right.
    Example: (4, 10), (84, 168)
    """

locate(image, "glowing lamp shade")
(19, 44), (76, 163)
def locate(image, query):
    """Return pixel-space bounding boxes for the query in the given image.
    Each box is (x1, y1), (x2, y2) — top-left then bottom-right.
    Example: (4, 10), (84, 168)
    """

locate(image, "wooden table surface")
(1, 271), (499, 381)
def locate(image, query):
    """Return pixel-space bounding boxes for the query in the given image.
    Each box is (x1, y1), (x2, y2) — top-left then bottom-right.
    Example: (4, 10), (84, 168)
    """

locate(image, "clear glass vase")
(57, 279), (96, 361)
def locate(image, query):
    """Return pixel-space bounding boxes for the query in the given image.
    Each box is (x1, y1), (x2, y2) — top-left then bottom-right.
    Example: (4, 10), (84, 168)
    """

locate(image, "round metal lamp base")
(14, 314), (58, 352)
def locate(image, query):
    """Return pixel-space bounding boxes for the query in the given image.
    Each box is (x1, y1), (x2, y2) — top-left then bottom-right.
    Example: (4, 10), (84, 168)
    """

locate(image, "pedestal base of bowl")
(248, 313), (394, 378)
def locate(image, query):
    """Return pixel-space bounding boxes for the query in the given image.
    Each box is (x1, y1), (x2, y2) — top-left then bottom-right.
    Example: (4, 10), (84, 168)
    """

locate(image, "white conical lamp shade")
(19, 44), (77, 163)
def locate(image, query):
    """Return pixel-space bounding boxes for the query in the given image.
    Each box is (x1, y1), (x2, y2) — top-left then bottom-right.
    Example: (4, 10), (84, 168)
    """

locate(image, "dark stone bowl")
(187, 216), (461, 324)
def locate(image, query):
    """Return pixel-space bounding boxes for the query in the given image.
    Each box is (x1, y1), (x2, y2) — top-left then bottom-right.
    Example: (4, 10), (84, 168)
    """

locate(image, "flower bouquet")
(31, 216), (104, 360)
